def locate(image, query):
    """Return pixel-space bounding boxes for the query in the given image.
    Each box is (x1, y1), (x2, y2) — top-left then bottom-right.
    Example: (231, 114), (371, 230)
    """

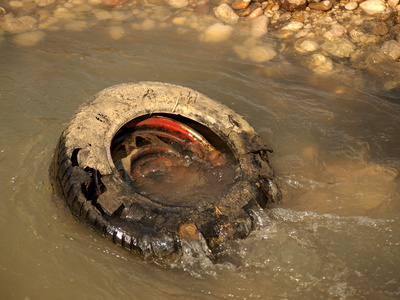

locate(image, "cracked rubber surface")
(50, 81), (281, 259)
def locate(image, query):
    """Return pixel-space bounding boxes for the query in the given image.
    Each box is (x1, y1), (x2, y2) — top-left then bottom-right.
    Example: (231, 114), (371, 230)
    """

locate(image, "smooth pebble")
(201, 23), (234, 43)
(359, 0), (386, 15)
(141, 19), (156, 31)
(248, 45), (277, 62)
(9, 1), (24, 8)
(109, 26), (125, 40)
(345, 1), (358, 10)
(35, 0), (56, 7)
(13, 30), (46, 46)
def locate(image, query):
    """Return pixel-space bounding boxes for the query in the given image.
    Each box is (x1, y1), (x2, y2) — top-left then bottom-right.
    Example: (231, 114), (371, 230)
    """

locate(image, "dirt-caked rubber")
(50, 81), (281, 258)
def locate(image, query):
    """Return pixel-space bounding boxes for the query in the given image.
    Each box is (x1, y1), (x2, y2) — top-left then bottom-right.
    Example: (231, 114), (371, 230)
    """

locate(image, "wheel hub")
(111, 116), (233, 207)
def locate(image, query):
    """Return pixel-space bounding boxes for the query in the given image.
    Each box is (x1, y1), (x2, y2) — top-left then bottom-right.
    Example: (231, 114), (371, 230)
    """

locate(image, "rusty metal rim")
(110, 115), (229, 202)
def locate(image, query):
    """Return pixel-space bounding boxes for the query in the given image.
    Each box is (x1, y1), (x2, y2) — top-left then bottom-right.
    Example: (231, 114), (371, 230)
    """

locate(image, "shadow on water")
(0, 3), (400, 300)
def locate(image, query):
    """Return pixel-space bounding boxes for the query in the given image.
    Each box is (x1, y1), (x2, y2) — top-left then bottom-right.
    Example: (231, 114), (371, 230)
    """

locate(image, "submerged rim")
(110, 115), (236, 207)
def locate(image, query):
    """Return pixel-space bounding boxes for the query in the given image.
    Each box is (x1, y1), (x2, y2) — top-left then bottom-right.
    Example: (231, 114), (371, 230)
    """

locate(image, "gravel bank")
(1, 0), (399, 90)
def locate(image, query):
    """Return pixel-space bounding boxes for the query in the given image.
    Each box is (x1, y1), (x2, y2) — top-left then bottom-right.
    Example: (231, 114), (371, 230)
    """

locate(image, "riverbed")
(1, 1), (400, 299)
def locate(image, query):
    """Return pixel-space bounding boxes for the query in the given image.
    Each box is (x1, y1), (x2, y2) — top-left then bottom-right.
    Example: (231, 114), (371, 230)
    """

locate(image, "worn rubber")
(50, 81), (281, 258)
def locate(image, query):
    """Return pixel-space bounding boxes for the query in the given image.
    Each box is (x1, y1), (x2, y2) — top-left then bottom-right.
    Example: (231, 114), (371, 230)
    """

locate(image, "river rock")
(281, 20), (304, 31)
(235, 3), (259, 17)
(322, 38), (356, 57)
(35, 0), (55, 6)
(172, 16), (186, 25)
(248, 45), (277, 62)
(247, 7), (264, 20)
(279, 0), (307, 11)
(371, 23), (389, 36)
(196, 1), (210, 14)
(109, 26), (125, 40)
(308, 53), (333, 73)
(54, 8), (76, 20)
(308, 0), (333, 10)
(213, 3), (239, 25)
(110, 11), (131, 22)
(294, 39), (320, 54)
(2, 15), (37, 34)
(359, 0), (386, 15)
(345, 1), (358, 10)
(166, 0), (189, 8)
(387, 0), (399, 6)
(141, 19), (155, 31)
(232, 0), (251, 10)
(250, 15), (269, 37)
(390, 24), (400, 35)
(294, 28), (310, 38)
(380, 40), (400, 60)
(233, 44), (250, 60)
(13, 30), (46, 46)
(201, 23), (234, 43)
(95, 10), (113, 20)
(103, 0), (129, 6)
(323, 24), (346, 40)
(9, 1), (24, 8)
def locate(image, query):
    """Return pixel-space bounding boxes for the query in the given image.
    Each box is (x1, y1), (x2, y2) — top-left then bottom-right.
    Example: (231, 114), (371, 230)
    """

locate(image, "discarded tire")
(50, 82), (281, 259)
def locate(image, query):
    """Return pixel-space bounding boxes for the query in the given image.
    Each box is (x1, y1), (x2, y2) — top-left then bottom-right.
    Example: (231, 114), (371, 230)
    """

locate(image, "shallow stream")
(1, 2), (400, 299)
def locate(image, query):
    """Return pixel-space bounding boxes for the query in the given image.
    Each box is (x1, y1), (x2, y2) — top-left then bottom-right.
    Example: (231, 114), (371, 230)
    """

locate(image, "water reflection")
(0, 5), (399, 300)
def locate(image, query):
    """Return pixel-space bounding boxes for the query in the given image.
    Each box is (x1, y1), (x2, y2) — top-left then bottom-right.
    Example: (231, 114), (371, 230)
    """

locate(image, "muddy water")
(130, 156), (236, 206)
(1, 9), (400, 300)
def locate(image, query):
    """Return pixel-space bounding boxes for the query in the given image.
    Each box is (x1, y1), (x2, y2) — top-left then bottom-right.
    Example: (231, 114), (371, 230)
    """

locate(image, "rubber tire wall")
(50, 82), (281, 258)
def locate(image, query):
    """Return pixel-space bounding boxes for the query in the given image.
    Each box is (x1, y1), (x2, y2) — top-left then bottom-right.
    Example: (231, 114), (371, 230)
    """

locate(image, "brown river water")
(1, 4), (400, 300)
